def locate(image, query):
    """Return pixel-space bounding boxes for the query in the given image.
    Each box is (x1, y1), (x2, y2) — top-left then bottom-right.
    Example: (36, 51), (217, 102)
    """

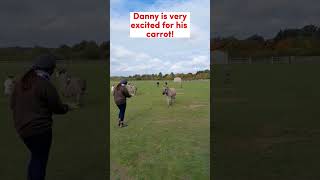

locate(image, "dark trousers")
(22, 130), (52, 180)
(117, 103), (126, 121)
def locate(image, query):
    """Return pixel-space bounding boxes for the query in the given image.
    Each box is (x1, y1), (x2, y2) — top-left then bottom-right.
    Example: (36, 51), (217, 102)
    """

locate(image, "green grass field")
(0, 61), (108, 180)
(214, 64), (320, 180)
(6, 62), (320, 179)
(110, 80), (210, 179)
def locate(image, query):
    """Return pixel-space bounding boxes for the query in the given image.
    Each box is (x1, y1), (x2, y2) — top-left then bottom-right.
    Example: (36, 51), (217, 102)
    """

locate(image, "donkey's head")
(162, 87), (169, 95)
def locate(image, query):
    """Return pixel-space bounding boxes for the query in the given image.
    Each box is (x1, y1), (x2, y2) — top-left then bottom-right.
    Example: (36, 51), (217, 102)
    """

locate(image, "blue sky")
(110, 0), (210, 76)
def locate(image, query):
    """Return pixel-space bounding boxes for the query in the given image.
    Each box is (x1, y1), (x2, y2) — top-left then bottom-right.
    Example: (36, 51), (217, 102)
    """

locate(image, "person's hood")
(32, 54), (57, 72)
(120, 79), (128, 85)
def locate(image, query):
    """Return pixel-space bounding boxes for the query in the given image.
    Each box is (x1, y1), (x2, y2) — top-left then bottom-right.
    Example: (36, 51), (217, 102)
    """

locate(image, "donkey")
(162, 86), (176, 106)
(126, 83), (137, 96)
(56, 69), (86, 106)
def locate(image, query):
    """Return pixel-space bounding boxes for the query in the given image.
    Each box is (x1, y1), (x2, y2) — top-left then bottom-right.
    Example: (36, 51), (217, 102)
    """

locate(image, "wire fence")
(212, 53), (320, 64)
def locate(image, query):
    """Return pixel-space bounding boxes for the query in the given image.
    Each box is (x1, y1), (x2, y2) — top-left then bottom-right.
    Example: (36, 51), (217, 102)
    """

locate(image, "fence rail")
(214, 55), (320, 64)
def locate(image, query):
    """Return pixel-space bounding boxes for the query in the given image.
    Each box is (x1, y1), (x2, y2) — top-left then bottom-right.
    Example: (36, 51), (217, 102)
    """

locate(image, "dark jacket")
(113, 85), (131, 105)
(10, 75), (68, 138)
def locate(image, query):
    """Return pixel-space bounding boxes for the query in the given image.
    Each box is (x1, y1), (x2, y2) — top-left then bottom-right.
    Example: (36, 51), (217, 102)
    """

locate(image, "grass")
(110, 80), (210, 179)
(0, 61), (108, 180)
(213, 64), (320, 180)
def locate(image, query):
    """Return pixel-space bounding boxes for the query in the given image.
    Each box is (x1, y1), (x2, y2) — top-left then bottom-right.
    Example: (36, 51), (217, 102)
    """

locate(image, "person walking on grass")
(10, 54), (73, 180)
(113, 79), (131, 127)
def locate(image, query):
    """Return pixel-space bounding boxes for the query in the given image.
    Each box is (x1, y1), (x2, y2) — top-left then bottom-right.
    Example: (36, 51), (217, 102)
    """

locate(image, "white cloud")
(111, 0), (210, 76)
(111, 44), (209, 76)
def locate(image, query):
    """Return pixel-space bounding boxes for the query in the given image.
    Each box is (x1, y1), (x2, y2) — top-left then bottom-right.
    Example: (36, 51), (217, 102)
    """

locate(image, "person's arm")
(45, 82), (69, 114)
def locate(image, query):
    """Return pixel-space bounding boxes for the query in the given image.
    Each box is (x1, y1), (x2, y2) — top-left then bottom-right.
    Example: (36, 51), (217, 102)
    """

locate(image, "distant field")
(110, 80), (210, 179)
(0, 61), (108, 180)
(214, 64), (320, 180)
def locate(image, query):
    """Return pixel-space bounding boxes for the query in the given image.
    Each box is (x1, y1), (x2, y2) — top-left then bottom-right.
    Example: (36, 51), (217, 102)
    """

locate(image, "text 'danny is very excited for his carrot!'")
(130, 12), (190, 38)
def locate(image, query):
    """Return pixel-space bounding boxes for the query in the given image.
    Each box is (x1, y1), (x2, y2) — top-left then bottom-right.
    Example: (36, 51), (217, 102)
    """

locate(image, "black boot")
(118, 119), (121, 127)
(120, 121), (127, 128)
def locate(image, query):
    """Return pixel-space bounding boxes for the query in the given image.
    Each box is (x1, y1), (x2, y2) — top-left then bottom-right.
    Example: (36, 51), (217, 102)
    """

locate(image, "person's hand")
(66, 103), (79, 110)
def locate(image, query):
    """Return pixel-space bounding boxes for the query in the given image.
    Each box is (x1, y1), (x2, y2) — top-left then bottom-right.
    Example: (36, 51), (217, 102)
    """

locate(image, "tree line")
(212, 24), (320, 56)
(111, 70), (210, 81)
(0, 41), (109, 61)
